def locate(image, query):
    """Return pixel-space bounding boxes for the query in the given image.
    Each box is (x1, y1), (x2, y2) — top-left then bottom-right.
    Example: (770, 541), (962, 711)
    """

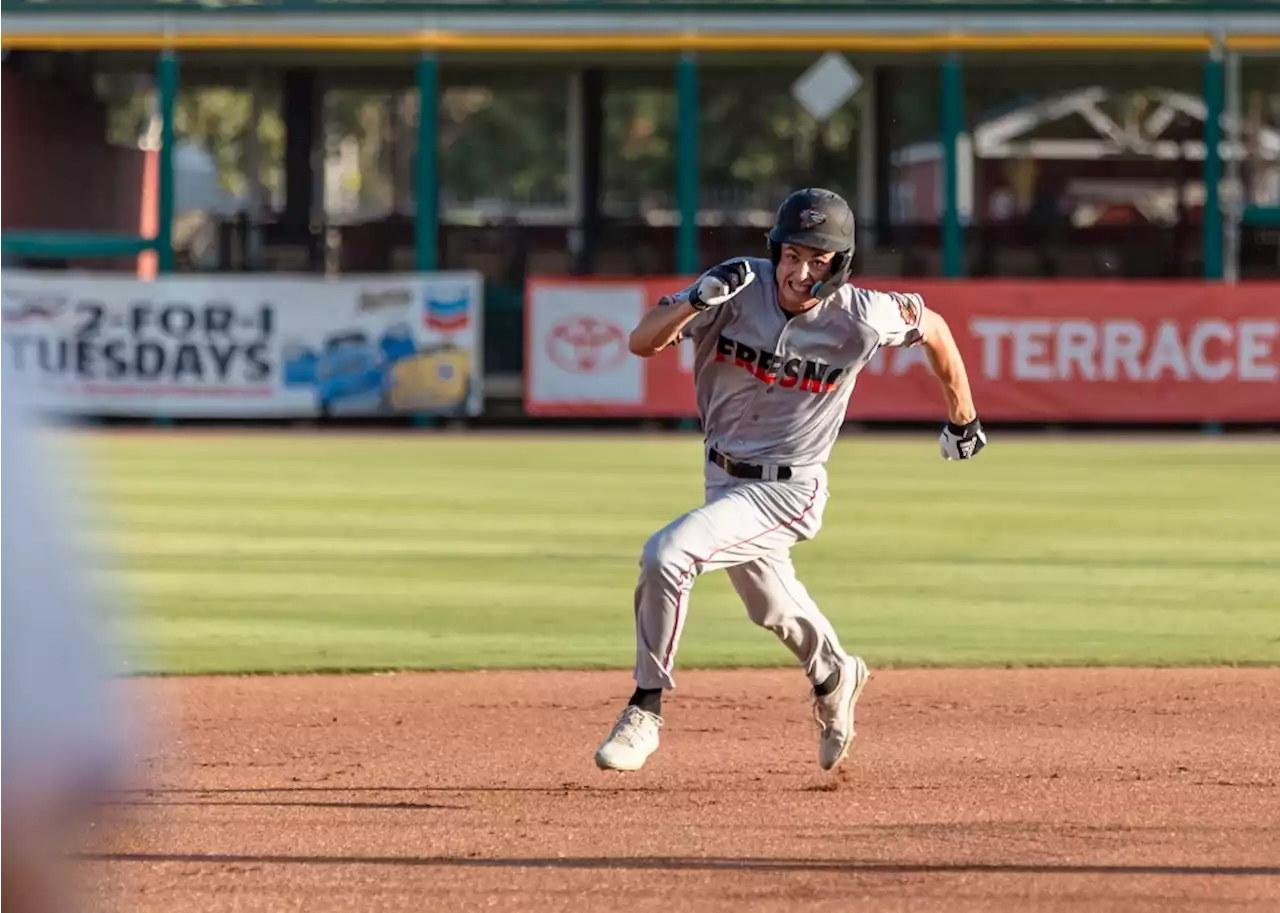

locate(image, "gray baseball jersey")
(629, 257), (929, 695)
(666, 256), (927, 468)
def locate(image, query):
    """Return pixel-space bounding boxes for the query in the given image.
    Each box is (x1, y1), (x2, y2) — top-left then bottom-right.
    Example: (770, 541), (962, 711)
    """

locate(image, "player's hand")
(939, 417), (987, 460)
(690, 260), (755, 311)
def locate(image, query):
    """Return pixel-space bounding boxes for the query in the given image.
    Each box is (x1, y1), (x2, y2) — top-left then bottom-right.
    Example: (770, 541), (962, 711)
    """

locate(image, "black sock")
(813, 668), (841, 697)
(628, 687), (662, 715)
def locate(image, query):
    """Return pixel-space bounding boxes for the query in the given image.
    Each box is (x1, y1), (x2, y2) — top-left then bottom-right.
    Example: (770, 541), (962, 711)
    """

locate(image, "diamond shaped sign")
(791, 52), (862, 122)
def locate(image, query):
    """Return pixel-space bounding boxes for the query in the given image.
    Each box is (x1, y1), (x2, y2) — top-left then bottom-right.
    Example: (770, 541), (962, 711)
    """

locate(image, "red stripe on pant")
(661, 478), (822, 672)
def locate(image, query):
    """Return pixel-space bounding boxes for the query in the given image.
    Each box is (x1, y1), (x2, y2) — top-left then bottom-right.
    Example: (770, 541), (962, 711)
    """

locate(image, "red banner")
(525, 279), (1280, 421)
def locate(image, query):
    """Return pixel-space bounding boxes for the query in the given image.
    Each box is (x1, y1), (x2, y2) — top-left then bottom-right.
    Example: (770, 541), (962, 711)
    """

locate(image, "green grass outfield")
(69, 431), (1280, 675)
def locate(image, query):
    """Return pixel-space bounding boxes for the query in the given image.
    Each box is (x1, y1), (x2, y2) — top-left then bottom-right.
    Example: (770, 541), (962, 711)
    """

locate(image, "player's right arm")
(627, 296), (703, 358)
(627, 260), (756, 358)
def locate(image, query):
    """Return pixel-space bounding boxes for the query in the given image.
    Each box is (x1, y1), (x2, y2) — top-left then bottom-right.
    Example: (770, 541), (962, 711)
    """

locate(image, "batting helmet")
(766, 188), (856, 300)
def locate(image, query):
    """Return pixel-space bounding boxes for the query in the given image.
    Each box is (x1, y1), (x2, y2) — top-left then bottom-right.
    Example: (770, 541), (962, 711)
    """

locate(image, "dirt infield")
(83, 668), (1280, 912)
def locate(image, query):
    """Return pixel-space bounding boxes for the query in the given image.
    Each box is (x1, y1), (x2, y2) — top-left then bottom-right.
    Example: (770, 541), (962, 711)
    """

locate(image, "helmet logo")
(798, 208), (827, 229)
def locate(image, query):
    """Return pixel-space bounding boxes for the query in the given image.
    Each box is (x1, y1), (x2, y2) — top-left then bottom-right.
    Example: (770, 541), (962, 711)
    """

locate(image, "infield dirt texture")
(74, 431), (1280, 912)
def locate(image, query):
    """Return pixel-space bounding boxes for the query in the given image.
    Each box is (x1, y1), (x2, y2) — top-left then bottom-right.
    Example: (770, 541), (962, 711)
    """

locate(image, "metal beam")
(4, 1), (1276, 13)
(1202, 40), (1224, 280)
(415, 53), (439, 272)
(156, 50), (178, 274)
(1224, 49), (1242, 285)
(941, 51), (964, 278)
(8, 31), (1272, 52)
(676, 51), (700, 275)
(0, 233), (154, 259)
(6, 8), (1280, 51)
(6, 7), (1280, 36)
(857, 67), (877, 255)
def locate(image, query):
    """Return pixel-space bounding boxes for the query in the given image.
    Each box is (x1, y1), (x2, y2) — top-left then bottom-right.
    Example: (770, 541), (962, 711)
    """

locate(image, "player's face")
(776, 243), (835, 312)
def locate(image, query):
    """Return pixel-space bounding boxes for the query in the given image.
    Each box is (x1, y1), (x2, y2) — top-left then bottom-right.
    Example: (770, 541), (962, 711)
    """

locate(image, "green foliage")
(440, 85), (569, 206)
(97, 76), (288, 203)
(91, 73), (875, 215)
(176, 88), (287, 200)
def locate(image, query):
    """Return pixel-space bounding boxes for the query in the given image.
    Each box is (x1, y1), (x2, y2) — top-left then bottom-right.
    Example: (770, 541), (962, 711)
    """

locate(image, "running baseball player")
(594, 187), (985, 774)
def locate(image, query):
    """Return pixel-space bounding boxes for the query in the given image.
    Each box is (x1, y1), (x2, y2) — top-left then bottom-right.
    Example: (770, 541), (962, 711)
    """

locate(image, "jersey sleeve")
(856, 288), (927, 348)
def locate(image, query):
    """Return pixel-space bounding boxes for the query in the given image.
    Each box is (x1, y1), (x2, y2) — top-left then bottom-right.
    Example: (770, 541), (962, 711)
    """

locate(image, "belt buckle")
(710, 448), (740, 477)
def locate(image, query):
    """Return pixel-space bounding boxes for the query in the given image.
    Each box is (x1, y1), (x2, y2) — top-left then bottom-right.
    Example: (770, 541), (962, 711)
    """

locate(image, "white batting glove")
(939, 418), (987, 460)
(690, 260), (755, 311)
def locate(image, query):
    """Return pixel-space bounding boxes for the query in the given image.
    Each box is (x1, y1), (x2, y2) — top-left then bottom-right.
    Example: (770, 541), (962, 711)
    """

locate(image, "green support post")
(941, 52), (964, 278)
(1202, 45), (1224, 281)
(156, 50), (178, 274)
(676, 51), (700, 275)
(415, 53), (440, 272)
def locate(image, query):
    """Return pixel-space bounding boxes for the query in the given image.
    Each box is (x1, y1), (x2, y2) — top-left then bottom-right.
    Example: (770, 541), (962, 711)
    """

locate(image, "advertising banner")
(1, 271), (484, 418)
(525, 278), (1280, 422)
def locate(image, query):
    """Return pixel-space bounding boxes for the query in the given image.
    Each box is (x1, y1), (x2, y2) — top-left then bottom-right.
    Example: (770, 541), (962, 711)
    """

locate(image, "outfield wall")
(2, 270), (1277, 424)
(526, 279), (1280, 424)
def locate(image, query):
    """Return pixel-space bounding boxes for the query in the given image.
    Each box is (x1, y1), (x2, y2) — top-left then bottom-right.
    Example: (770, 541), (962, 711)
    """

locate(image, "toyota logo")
(546, 316), (628, 374)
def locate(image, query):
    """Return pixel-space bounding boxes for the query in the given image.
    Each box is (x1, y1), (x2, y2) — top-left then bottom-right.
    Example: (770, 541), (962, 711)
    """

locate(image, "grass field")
(68, 430), (1280, 675)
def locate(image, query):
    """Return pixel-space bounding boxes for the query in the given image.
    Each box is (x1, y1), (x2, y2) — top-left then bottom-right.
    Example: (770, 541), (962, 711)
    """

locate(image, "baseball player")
(594, 187), (985, 774)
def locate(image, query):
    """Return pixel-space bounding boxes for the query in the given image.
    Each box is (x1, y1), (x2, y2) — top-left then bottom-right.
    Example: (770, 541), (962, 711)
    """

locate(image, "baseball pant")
(632, 463), (850, 691)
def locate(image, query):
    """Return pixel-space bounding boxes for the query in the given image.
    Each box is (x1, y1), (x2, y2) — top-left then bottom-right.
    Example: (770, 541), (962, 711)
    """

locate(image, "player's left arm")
(918, 309), (976, 427)
(860, 289), (986, 461)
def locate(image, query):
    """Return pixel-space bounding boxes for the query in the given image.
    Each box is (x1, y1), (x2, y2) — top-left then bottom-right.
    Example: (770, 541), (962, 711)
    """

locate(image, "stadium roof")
(4, 0), (1278, 52)
(3, 0), (1279, 9)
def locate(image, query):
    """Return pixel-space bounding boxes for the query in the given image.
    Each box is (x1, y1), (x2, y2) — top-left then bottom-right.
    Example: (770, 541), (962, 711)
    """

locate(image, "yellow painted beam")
(0, 32), (1247, 53)
(1227, 35), (1280, 51)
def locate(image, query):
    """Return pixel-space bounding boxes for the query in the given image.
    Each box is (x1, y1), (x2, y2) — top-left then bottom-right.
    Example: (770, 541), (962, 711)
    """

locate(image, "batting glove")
(939, 418), (987, 461)
(690, 260), (755, 311)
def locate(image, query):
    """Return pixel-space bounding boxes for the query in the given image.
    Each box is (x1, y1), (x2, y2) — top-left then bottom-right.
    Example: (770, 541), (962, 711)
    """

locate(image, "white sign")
(792, 53), (862, 122)
(0, 271), (484, 418)
(527, 283), (644, 406)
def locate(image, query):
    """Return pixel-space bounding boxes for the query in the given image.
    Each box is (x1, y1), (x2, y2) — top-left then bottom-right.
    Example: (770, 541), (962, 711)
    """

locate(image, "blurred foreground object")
(2, 364), (131, 913)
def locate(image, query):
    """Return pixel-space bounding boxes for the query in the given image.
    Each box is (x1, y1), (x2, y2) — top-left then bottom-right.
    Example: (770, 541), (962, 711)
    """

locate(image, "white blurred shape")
(3, 358), (131, 913)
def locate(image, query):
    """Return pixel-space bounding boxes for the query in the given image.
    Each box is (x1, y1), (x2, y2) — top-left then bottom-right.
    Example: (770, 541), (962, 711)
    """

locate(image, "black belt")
(708, 448), (792, 481)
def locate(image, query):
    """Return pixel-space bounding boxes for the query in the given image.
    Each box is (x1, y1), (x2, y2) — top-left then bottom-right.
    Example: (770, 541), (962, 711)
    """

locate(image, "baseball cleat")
(594, 705), (663, 772)
(812, 655), (870, 772)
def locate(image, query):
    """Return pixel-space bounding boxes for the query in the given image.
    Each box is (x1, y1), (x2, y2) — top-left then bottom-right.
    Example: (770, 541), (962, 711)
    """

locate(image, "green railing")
(1, 233), (155, 259)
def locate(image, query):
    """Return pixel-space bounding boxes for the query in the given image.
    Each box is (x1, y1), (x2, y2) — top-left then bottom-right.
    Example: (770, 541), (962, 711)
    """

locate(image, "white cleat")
(594, 705), (663, 772)
(812, 655), (871, 772)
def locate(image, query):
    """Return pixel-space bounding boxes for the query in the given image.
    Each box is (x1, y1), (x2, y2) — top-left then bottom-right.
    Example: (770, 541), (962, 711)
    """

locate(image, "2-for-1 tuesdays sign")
(1, 275), (276, 414)
(0, 271), (484, 418)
